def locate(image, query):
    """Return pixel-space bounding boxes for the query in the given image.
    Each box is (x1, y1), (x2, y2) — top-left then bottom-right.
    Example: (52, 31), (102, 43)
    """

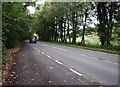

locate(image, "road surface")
(6, 41), (118, 85)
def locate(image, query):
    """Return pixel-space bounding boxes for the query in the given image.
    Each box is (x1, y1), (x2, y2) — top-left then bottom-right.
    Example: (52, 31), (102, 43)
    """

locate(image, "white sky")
(27, 6), (35, 14)
(36, 0), (46, 5)
(27, 0), (46, 14)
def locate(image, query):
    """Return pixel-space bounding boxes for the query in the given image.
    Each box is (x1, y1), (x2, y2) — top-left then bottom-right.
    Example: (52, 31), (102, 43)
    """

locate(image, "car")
(29, 36), (37, 43)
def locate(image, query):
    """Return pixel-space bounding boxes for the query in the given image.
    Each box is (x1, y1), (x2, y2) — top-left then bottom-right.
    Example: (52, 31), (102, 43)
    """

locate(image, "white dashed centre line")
(29, 44), (84, 78)
(70, 68), (82, 76)
(47, 55), (52, 59)
(41, 52), (45, 55)
(55, 60), (63, 65)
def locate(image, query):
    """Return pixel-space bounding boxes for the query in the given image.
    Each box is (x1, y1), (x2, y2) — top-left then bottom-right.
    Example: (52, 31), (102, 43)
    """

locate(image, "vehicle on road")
(29, 36), (37, 43)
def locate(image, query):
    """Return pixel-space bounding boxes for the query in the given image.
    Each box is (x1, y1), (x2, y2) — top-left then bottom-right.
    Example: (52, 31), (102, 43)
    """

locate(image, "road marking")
(47, 55), (52, 59)
(41, 52), (45, 55)
(53, 47), (67, 52)
(90, 56), (118, 65)
(100, 59), (118, 64)
(58, 48), (67, 51)
(53, 47), (57, 49)
(81, 54), (118, 65)
(69, 68), (82, 76)
(55, 60), (63, 65)
(42, 44), (48, 46)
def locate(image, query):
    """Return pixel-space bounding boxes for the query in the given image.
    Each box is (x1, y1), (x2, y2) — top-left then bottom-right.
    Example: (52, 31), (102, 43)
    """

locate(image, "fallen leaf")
(48, 80), (52, 84)
(11, 72), (16, 74)
(10, 74), (14, 77)
(16, 75), (19, 77)
(24, 66), (27, 68)
(36, 73), (39, 75)
(13, 62), (16, 65)
(31, 79), (34, 81)
(16, 82), (18, 84)
(28, 82), (31, 85)
(13, 77), (17, 79)
(9, 81), (12, 83)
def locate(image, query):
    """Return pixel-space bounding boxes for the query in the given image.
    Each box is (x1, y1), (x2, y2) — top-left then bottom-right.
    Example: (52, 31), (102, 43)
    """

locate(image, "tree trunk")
(59, 18), (64, 42)
(81, 9), (88, 45)
(96, 3), (106, 46)
(63, 16), (66, 43)
(67, 19), (71, 43)
(72, 11), (76, 44)
(54, 18), (58, 41)
(96, 2), (117, 46)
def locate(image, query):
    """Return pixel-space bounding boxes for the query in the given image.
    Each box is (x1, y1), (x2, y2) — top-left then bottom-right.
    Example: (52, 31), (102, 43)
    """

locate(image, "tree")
(2, 2), (32, 48)
(96, 2), (118, 46)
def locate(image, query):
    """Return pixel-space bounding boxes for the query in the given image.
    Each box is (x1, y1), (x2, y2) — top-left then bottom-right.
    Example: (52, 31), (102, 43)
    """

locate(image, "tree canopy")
(33, 2), (120, 46)
(2, 2), (32, 48)
(2, 2), (120, 48)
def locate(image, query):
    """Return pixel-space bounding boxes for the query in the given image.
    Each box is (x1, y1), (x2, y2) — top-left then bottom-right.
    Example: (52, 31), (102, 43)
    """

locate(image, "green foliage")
(2, 2), (33, 65)
(111, 7), (120, 45)
(2, 43), (7, 65)
(34, 2), (87, 42)
(32, 2), (120, 54)
(2, 2), (32, 48)
(96, 2), (119, 45)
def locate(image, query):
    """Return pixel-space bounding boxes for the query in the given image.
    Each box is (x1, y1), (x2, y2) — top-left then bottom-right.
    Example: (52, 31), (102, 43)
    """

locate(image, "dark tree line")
(2, 2), (120, 49)
(34, 2), (119, 46)
(96, 2), (119, 46)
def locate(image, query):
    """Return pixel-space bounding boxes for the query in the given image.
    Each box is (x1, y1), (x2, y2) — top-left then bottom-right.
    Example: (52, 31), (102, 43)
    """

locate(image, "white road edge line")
(90, 56), (118, 65)
(53, 47), (56, 48)
(70, 68), (82, 76)
(53, 47), (67, 52)
(55, 60), (63, 65)
(102, 60), (118, 64)
(47, 55), (52, 59)
(57, 48), (67, 51)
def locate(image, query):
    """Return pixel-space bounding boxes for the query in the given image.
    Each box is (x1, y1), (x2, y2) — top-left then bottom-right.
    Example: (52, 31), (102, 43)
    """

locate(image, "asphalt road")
(27, 41), (118, 85)
(6, 41), (118, 85)
(6, 42), (99, 85)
